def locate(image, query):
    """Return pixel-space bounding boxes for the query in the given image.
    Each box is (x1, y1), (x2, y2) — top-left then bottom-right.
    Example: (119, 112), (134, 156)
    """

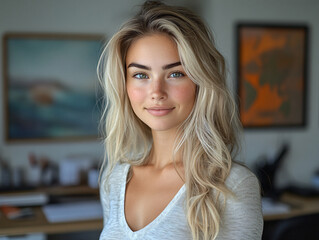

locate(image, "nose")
(151, 79), (167, 101)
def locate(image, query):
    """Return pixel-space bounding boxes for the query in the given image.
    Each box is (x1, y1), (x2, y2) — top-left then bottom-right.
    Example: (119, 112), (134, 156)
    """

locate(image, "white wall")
(203, 0), (319, 187)
(0, 0), (318, 187)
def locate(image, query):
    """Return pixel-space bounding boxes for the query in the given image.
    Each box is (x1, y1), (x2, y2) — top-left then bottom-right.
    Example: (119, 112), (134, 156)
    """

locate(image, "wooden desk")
(0, 185), (103, 236)
(263, 193), (319, 221)
(0, 207), (102, 236)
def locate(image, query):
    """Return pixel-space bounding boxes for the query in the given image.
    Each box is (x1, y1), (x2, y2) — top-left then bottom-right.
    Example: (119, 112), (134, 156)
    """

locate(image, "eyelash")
(132, 71), (185, 80)
(168, 71), (185, 78)
(133, 73), (149, 79)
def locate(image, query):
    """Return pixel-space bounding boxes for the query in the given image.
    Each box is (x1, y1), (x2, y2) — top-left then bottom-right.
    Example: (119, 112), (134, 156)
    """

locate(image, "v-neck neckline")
(120, 164), (186, 235)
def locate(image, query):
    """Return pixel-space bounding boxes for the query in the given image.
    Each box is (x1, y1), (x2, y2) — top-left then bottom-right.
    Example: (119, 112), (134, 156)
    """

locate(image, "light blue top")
(99, 163), (263, 240)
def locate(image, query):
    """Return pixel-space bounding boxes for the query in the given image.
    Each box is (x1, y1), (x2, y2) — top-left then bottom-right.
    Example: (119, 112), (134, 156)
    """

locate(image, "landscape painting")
(3, 33), (103, 142)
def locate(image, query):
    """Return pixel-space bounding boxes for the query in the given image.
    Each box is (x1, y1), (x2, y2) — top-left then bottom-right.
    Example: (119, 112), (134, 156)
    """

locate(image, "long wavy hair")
(98, 1), (242, 239)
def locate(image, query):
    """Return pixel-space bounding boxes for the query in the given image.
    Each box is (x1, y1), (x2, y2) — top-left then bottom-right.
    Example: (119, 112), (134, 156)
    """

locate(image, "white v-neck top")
(99, 163), (263, 240)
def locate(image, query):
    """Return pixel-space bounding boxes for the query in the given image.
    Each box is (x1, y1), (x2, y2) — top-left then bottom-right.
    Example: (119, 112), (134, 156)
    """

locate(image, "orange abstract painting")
(236, 24), (308, 128)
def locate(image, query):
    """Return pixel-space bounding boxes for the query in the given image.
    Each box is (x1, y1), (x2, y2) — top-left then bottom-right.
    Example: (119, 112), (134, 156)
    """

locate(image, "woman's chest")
(124, 166), (184, 231)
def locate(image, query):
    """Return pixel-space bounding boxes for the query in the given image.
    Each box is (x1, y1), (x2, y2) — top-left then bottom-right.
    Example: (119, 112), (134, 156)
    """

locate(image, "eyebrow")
(163, 61), (182, 70)
(127, 63), (151, 70)
(127, 61), (181, 70)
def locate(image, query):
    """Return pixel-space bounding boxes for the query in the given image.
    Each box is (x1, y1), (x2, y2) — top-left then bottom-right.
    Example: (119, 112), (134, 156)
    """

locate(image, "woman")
(98, 1), (263, 239)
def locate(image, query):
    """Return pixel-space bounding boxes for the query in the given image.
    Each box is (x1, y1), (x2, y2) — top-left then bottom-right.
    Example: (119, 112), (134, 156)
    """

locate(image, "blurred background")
(0, 0), (318, 239)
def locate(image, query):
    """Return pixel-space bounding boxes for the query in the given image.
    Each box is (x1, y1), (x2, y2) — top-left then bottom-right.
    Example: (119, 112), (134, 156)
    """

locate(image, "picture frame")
(236, 24), (308, 128)
(3, 33), (104, 142)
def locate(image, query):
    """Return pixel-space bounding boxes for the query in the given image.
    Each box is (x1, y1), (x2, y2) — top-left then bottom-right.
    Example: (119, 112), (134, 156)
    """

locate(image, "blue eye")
(133, 73), (148, 79)
(169, 72), (184, 78)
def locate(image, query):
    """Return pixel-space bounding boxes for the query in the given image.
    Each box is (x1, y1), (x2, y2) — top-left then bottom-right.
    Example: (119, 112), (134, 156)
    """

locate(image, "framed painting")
(236, 24), (308, 128)
(3, 33), (104, 142)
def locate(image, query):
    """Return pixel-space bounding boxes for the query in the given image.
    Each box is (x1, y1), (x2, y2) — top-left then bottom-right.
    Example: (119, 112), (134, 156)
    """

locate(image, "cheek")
(127, 86), (145, 106)
(172, 84), (196, 105)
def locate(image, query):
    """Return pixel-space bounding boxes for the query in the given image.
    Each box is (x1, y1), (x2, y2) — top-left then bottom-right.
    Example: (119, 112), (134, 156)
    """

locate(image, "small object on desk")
(59, 156), (92, 186)
(0, 192), (48, 206)
(42, 200), (103, 223)
(0, 233), (46, 240)
(255, 144), (289, 198)
(312, 169), (319, 190)
(0, 205), (34, 219)
(28, 153), (42, 187)
(12, 167), (24, 188)
(0, 159), (11, 188)
(88, 168), (99, 189)
(262, 197), (291, 216)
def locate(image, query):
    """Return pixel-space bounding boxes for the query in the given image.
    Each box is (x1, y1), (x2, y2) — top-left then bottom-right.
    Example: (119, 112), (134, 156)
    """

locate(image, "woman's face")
(126, 33), (196, 133)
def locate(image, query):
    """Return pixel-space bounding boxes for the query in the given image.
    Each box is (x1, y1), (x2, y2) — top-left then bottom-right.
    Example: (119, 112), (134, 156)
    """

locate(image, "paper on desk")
(42, 200), (103, 223)
(262, 197), (291, 216)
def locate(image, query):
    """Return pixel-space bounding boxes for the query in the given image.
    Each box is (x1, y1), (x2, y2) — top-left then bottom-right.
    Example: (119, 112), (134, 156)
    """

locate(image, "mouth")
(145, 107), (175, 116)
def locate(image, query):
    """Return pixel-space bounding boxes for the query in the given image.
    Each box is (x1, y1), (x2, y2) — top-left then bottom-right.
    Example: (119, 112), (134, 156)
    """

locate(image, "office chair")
(263, 213), (319, 240)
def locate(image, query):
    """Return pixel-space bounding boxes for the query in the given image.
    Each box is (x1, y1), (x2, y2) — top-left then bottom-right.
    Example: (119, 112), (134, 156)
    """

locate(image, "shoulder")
(111, 162), (130, 180)
(99, 162), (130, 222)
(100, 162), (130, 197)
(218, 162), (263, 239)
(101, 162), (130, 186)
(224, 162), (262, 212)
(100, 163), (130, 210)
(225, 162), (260, 192)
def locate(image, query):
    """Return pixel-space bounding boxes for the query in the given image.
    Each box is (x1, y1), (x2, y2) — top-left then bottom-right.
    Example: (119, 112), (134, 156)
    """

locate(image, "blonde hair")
(98, 1), (242, 239)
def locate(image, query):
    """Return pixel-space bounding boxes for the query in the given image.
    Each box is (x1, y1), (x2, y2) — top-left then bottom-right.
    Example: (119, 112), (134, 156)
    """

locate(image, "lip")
(145, 107), (175, 116)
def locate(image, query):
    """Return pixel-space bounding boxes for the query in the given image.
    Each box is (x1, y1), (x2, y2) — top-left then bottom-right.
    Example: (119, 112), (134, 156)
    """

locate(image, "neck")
(148, 129), (183, 170)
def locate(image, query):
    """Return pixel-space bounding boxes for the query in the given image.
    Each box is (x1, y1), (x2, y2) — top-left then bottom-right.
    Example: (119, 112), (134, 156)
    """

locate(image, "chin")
(147, 123), (180, 133)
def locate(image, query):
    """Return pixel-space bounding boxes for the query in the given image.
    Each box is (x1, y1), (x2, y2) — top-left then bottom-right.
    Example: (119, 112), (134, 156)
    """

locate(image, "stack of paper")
(262, 197), (291, 216)
(0, 193), (48, 206)
(42, 200), (103, 223)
